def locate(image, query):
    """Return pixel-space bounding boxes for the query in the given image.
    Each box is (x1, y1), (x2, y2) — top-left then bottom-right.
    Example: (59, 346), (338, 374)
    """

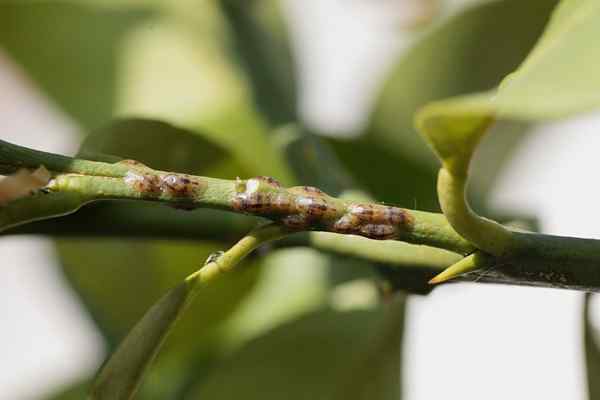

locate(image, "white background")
(0, 1), (595, 399)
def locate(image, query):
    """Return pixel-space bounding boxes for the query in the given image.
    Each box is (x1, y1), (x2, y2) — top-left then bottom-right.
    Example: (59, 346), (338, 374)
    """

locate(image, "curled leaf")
(416, 0), (600, 256)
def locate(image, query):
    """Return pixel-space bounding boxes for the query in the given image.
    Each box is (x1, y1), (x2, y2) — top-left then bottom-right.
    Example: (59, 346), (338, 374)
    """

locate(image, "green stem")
(6, 139), (600, 291)
(190, 223), (287, 285)
(0, 139), (473, 255)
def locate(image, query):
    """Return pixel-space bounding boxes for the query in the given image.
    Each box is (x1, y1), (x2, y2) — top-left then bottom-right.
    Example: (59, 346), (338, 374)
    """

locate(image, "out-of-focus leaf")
(90, 280), (193, 400)
(78, 118), (228, 172)
(0, 1), (151, 129)
(185, 295), (405, 400)
(330, 135), (438, 211)
(218, 248), (330, 349)
(115, 7), (244, 127)
(273, 125), (356, 195)
(218, 0), (297, 125)
(585, 294), (600, 399)
(367, 0), (558, 166)
(199, 106), (295, 184)
(333, 295), (405, 400)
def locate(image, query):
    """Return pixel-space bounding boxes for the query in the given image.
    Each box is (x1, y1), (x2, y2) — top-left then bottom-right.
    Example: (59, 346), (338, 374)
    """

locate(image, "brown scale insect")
(359, 224), (397, 240)
(289, 185), (340, 220)
(270, 193), (294, 213)
(288, 185), (326, 196)
(160, 174), (196, 197)
(382, 205), (406, 225)
(331, 214), (361, 234)
(124, 171), (161, 195)
(348, 203), (409, 226)
(253, 176), (282, 188)
(294, 195), (329, 219)
(232, 192), (283, 215)
(242, 192), (270, 212)
(347, 203), (375, 221)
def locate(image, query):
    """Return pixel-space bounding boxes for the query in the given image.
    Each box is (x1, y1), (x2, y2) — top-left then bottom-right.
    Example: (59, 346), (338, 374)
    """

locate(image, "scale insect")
(231, 176), (413, 239)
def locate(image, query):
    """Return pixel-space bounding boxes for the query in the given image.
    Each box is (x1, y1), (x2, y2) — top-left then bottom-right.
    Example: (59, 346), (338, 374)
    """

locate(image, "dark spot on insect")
(349, 204), (375, 221)
(281, 214), (309, 229)
(246, 193), (269, 211)
(303, 186), (323, 194)
(383, 206), (405, 225)
(295, 195), (329, 218)
(289, 185), (329, 197)
(360, 224), (396, 240)
(205, 251), (225, 265)
(125, 172), (161, 195)
(232, 194), (248, 211)
(254, 176), (282, 188)
(160, 174), (194, 197)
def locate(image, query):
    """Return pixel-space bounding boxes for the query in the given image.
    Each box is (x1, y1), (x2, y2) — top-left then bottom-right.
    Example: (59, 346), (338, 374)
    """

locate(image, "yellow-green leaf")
(416, 0), (600, 255)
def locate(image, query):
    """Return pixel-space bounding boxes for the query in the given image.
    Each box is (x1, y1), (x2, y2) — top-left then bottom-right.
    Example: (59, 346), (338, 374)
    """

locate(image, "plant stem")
(5, 139), (600, 291)
(191, 223), (288, 285)
(0, 139), (473, 254)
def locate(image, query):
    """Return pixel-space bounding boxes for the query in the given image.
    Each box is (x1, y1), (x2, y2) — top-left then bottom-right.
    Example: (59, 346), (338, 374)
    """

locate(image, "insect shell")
(253, 176), (282, 188)
(348, 203), (407, 226)
(288, 185), (326, 196)
(359, 224), (397, 240)
(288, 186), (338, 220)
(160, 174), (197, 197)
(124, 171), (161, 196)
(331, 214), (361, 234)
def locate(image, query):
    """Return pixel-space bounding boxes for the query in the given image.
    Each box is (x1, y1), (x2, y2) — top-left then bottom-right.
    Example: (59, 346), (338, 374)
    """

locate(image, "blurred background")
(0, 0), (596, 399)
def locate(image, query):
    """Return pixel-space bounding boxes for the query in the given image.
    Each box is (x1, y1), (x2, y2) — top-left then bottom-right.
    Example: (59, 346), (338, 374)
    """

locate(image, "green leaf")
(185, 296), (406, 400)
(90, 278), (196, 400)
(494, 0), (600, 119)
(416, 0), (600, 255)
(329, 135), (439, 211)
(367, 0), (558, 166)
(0, 1), (151, 129)
(585, 294), (600, 399)
(274, 126), (356, 195)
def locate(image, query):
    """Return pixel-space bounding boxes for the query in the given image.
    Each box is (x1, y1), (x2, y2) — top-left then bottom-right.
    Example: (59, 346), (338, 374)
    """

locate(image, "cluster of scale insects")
(120, 161), (413, 240)
(233, 176), (413, 240)
(122, 160), (205, 207)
